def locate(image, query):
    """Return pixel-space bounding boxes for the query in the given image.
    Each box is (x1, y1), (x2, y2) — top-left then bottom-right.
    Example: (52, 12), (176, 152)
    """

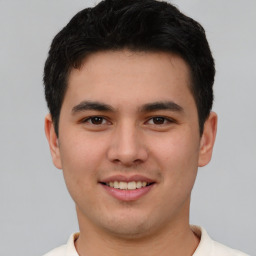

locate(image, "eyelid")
(146, 116), (177, 125)
(81, 115), (111, 125)
(79, 115), (177, 126)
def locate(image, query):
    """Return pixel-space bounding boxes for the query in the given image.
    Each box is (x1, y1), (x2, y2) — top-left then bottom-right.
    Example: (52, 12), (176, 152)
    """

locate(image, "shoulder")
(192, 226), (250, 256)
(212, 240), (250, 256)
(42, 233), (79, 256)
(42, 245), (67, 256)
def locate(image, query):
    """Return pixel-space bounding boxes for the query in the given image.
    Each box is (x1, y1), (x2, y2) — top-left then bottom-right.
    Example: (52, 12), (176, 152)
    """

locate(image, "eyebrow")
(72, 100), (183, 114)
(72, 101), (114, 114)
(139, 101), (183, 113)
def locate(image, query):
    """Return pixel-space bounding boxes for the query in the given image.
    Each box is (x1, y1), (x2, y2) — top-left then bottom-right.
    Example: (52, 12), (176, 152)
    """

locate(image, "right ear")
(44, 114), (62, 169)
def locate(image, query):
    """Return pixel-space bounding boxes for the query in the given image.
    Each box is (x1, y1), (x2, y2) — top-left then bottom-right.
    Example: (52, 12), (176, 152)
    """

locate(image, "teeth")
(127, 181), (136, 190)
(114, 181), (119, 188)
(119, 182), (127, 190)
(106, 181), (150, 190)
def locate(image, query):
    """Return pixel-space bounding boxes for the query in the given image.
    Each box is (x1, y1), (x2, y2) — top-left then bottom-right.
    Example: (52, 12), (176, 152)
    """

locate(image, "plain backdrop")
(0, 1), (255, 255)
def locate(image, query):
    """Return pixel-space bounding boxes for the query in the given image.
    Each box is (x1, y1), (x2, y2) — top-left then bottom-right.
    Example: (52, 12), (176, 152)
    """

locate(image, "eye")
(147, 116), (172, 125)
(83, 116), (108, 125)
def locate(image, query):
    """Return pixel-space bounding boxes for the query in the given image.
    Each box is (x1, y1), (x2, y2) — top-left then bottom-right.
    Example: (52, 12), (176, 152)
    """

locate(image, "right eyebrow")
(72, 100), (114, 114)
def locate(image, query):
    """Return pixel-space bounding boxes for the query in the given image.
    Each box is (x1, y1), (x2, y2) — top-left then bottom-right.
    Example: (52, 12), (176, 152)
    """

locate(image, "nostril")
(111, 158), (143, 167)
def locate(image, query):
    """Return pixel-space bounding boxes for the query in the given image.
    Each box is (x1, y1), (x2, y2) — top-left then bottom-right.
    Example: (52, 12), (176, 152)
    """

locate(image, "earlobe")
(198, 112), (218, 167)
(44, 114), (62, 169)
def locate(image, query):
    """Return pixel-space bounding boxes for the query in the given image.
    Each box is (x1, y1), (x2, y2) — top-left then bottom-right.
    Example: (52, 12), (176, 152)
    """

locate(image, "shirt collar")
(191, 225), (214, 255)
(66, 233), (80, 256)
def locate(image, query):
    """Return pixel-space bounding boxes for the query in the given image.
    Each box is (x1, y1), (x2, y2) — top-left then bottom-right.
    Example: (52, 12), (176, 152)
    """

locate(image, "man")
(43, 0), (249, 255)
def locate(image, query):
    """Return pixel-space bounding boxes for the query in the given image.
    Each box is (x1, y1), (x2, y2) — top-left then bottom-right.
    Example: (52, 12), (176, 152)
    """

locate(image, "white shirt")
(42, 226), (249, 256)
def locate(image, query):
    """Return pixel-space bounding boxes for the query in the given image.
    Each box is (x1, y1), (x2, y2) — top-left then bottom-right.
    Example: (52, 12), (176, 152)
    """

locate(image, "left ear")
(198, 112), (217, 167)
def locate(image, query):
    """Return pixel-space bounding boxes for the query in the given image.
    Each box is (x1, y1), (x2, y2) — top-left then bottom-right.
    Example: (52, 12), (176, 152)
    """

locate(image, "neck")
(75, 204), (199, 256)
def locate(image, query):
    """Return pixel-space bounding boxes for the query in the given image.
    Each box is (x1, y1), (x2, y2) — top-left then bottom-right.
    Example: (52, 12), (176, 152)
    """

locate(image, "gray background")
(0, 0), (255, 255)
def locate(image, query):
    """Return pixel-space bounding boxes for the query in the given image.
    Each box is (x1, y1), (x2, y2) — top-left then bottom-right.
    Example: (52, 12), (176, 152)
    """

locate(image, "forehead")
(70, 50), (191, 83)
(64, 50), (195, 111)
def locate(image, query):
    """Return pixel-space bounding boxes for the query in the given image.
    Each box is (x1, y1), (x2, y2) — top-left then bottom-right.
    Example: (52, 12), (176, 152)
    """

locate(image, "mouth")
(100, 181), (153, 190)
(99, 176), (156, 201)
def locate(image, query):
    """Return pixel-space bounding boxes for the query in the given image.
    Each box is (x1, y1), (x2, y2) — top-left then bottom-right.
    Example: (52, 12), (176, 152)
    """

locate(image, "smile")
(99, 175), (156, 201)
(105, 181), (150, 190)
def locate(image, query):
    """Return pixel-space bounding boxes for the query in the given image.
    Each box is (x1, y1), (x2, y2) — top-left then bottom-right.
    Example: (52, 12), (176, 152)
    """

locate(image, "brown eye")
(152, 117), (166, 124)
(90, 117), (105, 125)
(146, 116), (175, 126)
(83, 116), (107, 125)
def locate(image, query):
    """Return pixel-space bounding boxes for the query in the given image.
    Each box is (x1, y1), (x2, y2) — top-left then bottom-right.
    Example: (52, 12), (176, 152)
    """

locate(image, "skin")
(45, 50), (217, 256)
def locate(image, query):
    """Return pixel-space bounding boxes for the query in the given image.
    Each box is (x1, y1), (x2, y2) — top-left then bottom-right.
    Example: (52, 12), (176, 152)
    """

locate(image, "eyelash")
(81, 116), (176, 126)
(146, 116), (175, 125)
(81, 116), (110, 125)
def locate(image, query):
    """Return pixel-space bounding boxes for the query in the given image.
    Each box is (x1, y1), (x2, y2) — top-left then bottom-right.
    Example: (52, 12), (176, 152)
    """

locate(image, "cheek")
(153, 132), (199, 167)
(60, 130), (106, 165)
(58, 132), (107, 191)
(150, 130), (200, 191)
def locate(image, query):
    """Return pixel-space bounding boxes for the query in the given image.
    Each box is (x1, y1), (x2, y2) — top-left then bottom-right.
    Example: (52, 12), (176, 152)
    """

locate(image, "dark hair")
(44, 0), (215, 136)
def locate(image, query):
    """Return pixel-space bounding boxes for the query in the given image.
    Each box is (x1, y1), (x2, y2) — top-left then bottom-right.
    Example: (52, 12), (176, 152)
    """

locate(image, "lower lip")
(101, 184), (154, 201)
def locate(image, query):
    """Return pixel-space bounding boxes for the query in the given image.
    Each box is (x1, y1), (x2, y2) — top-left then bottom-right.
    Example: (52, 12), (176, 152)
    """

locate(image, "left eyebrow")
(139, 101), (184, 113)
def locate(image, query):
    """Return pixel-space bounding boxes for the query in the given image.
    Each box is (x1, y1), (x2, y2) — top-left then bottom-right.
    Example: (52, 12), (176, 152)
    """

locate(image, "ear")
(44, 114), (62, 169)
(198, 112), (218, 167)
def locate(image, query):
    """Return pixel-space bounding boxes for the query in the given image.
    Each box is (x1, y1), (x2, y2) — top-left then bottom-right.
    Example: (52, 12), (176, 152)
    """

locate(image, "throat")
(75, 224), (200, 256)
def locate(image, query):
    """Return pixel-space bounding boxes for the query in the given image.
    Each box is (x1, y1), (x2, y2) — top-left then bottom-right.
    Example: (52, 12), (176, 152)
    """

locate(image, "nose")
(107, 122), (148, 166)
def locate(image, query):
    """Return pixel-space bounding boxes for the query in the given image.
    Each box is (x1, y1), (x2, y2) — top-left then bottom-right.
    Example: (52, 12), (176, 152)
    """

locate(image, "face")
(45, 50), (217, 239)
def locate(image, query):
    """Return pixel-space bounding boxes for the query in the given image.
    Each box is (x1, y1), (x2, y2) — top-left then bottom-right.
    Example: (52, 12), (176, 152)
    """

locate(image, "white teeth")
(114, 181), (119, 188)
(128, 181), (136, 190)
(106, 181), (149, 190)
(119, 181), (127, 190)
(136, 181), (142, 189)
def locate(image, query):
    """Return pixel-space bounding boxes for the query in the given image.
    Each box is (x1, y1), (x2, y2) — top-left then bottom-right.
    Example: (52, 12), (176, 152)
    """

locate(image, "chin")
(106, 223), (152, 239)
(98, 211), (158, 239)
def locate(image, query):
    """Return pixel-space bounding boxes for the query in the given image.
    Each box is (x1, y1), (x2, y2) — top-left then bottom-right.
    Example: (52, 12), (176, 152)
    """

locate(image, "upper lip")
(100, 174), (156, 184)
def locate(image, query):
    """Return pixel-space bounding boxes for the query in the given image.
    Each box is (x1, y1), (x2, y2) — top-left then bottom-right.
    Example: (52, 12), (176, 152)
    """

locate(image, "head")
(43, 0), (215, 137)
(44, 0), (217, 242)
